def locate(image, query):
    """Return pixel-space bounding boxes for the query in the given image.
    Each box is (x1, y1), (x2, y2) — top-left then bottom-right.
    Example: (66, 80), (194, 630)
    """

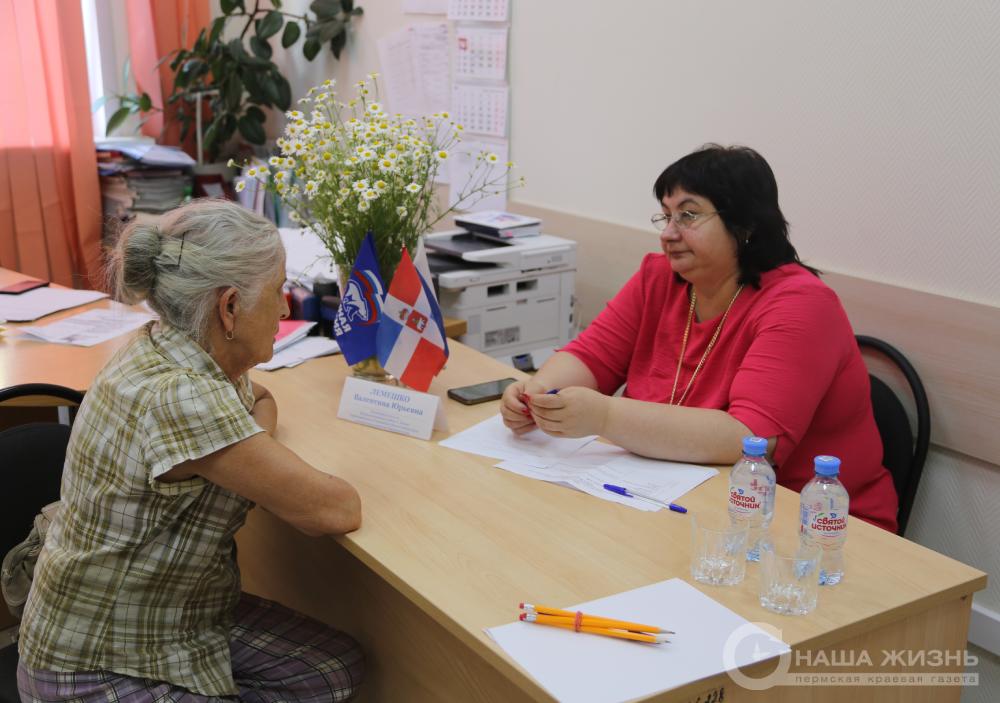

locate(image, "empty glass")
(690, 513), (749, 586)
(758, 536), (822, 616)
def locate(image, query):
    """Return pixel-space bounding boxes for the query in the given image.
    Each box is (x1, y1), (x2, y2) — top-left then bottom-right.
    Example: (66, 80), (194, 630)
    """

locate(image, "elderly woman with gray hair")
(17, 200), (364, 702)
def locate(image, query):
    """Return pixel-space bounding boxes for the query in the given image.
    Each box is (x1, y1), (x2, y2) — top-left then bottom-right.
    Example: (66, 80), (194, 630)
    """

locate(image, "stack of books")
(96, 139), (195, 241)
(454, 211), (542, 239)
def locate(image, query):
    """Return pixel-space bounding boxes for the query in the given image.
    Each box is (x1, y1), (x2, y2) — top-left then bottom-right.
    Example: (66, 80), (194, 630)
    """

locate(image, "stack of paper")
(487, 578), (790, 703)
(439, 415), (718, 511)
(15, 309), (153, 346)
(274, 320), (316, 352)
(257, 337), (340, 371)
(0, 289), (108, 322)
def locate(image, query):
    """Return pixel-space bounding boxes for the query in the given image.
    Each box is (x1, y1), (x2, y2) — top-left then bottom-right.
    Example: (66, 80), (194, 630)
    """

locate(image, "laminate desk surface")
(236, 342), (987, 702)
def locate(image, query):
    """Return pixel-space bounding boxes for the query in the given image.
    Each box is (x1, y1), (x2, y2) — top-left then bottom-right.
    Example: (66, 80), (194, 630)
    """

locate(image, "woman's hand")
(250, 380), (278, 435)
(527, 386), (611, 438)
(500, 378), (549, 435)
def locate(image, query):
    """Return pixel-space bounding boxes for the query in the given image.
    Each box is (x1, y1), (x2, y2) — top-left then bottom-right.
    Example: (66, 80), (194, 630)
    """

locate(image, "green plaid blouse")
(18, 323), (264, 697)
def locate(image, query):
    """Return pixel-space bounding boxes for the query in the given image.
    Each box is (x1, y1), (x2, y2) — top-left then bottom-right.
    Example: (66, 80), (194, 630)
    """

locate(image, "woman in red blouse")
(500, 144), (898, 531)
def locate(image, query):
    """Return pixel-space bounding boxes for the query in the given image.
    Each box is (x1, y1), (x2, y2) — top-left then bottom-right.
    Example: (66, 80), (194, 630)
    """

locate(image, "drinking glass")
(758, 535), (822, 615)
(690, 513), (749, 586)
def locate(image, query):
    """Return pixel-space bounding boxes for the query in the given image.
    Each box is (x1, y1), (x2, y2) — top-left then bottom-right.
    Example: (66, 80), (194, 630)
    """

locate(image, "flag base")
(351, 356), (397, 385)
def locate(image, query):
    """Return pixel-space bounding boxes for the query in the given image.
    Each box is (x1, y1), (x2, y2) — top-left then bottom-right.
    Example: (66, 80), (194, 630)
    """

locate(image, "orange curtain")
(0, 0), (102, 288)
(127, 0), (211, 154)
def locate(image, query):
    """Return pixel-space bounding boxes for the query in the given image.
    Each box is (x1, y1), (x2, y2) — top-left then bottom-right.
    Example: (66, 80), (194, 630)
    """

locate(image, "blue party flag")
(333, 232), (385, 364)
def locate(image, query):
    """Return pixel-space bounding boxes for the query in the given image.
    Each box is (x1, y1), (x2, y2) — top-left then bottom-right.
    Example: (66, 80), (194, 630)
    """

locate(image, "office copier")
(425, 229), (577, 360)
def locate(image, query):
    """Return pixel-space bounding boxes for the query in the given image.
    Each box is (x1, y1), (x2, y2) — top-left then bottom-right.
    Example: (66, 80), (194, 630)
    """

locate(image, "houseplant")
(101, 0), (364, 162)
(236, 73), (523, 376)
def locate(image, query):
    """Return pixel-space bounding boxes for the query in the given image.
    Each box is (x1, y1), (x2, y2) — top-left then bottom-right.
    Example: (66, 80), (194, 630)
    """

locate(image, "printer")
(425, 229), (577, 360)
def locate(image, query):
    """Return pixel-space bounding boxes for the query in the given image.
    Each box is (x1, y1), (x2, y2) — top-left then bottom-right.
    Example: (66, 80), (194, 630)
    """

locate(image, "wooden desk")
(235, 344), (987, 702)
(0, 268), (136, 392)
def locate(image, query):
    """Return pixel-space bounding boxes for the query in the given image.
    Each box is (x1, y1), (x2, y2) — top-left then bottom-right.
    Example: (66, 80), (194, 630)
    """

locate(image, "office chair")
(856, 336), (930, 536)
(0, 383), (84, 703)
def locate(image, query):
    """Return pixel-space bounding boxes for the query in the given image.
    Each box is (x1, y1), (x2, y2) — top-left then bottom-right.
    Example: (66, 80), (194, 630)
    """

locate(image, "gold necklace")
(669, 284), (744, 406)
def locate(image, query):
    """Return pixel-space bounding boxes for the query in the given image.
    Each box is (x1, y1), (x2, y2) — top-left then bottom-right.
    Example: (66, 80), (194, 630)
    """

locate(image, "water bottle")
(800, 455), (849, 585)
(728, 436), (776, 561)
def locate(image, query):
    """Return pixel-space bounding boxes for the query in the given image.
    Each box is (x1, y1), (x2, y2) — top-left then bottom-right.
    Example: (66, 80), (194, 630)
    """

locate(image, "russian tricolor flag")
(376, 248), (449, 391)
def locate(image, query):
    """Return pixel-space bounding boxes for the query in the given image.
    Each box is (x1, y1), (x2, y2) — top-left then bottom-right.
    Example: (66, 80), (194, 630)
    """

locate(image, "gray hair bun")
(116, 223), (162, 304)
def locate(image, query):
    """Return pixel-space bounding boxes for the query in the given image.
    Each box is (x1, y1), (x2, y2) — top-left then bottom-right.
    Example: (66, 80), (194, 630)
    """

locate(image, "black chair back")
(0, 383), (84, 703)
(856, 336), (930, 535)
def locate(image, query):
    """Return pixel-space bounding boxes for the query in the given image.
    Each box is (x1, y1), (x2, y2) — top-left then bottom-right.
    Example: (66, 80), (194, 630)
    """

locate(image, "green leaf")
(316, 19), (344, 44)
(351, 6), (363, 15)
(203, 119), (219, 151)
(302, 38), (321, 61)
(138, 93), (152, 112)
(256, 10), (283, 39)
(228, 38), (247, 60)
(92, 95), (109, 112)
(106, 106), (131, 135)
(329, 29), (347, 59)
(310, 0), (340, 19)
(238, 114), (266, 144)
(220, 0), (237, 14)
(246, 105), (267, 123)
(224, 75), (243, 112)
(260, 76), (281, 105)
(241, 68), (267, 102)
(281, 21), (301, 48)
(342, 0), (354, 11)
(194, 28), (207, 54)
(250, 36), (273, 59)
(209, 16), (226, 44)
(121, 56), (131, 89)
(271, 0), (282, 7)
(274, 74), (292, 111)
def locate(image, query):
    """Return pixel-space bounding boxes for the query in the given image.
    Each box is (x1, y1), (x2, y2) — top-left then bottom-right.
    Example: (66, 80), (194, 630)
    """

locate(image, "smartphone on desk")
(447, 378), (517, 405)
(0, 279), (49, 295)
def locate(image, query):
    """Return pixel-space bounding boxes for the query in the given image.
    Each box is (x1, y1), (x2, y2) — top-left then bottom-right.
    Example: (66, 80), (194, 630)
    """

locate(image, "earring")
(225, 329), (234, 341)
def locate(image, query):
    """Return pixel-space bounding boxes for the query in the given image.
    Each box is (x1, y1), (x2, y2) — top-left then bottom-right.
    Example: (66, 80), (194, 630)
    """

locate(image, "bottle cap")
(814, 455), (841, 476)
(742, 436), (767, 456)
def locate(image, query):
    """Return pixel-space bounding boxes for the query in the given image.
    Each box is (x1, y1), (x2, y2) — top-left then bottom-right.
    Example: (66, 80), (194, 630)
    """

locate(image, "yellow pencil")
(519, 613), (670, 644)
(519, 602), (672, 634)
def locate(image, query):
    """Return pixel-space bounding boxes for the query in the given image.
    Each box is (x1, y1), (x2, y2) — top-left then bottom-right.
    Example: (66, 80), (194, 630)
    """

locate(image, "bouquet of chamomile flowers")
(233, 73), (522, 282)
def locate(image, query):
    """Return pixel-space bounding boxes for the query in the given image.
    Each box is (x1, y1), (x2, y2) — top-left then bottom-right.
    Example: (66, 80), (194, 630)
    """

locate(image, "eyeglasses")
(651, 210), (721, 232)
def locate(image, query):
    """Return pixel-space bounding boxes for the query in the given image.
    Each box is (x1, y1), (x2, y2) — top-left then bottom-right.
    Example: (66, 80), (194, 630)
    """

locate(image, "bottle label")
(729, 486), (761, 514)
(801, 504), (847, 538)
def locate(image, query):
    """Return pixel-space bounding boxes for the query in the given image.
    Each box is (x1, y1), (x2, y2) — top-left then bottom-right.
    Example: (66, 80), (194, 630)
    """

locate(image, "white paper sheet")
(274, 321), (316, 353)
(448, 0), (509, 22)
(439, 413), (597, 465)
(15, 309), (153, 346)
(487, 579), (790, 703)
(496, 443), (718, 512)
(411, 23), (451, 115)
(454, 26), (508, 81)
(0, 288), (109, 322)
(452, 83), (508, 137)
(256, 337), (341, 371)
(448, 138), (509, 212)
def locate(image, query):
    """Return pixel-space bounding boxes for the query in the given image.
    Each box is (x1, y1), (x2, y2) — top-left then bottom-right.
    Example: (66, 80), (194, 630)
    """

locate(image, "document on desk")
(487, 578), (789, 703)
(0, 288), (107, 322)
(256, 336), (340, 371)
(15, 309), (153, 346)
(439, 414), (597, 465)
(496, 444), (718, 512)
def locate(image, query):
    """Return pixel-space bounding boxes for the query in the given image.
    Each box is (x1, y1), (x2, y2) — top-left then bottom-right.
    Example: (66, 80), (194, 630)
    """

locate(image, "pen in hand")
(603, 483), (688, 514)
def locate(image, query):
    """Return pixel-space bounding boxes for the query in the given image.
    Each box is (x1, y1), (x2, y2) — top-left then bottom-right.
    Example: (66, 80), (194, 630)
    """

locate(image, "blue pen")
(603, 483), (688, 514)
(545, 389), (560, 394)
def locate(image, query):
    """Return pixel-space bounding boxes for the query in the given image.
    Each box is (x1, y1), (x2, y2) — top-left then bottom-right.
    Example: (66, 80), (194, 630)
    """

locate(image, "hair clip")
(161, 232), (186, 271)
